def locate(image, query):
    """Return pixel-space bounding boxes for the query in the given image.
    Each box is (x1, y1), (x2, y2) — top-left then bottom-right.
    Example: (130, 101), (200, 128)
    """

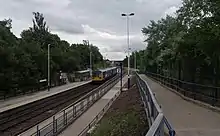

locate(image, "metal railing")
(78, 90), (121, 136)
(146, 72), (220, 107)
(136, 72), (175, 136)
(23, 75), (120, 136)
(78, 73), (125, 136)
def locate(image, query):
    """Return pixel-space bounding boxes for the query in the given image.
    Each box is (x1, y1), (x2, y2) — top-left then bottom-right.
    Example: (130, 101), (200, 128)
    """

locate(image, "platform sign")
(39, 79), (47, 83)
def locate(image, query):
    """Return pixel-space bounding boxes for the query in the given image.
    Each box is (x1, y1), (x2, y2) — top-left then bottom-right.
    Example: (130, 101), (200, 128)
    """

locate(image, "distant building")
(111, 60), (123, 66)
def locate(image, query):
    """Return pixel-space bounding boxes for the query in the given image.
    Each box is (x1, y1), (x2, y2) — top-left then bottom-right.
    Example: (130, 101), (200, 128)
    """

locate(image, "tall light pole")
(89, 41), (92, 78)
(104, 53), (108, 68)
(121, 12), (134, 89)
(134, 50), (137, 70)
(83, 40), (92, 78)
(48, 44), (51, 91)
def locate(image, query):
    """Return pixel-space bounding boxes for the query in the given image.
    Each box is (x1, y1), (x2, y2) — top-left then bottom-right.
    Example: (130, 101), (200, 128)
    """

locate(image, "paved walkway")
(140, 74), (220, 136)
(59, 76), (128, 136)
(0, 80), (91, 113)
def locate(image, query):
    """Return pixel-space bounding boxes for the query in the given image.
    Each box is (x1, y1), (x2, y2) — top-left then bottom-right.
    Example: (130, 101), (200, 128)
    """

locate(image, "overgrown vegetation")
(91, 79), (148, 136)
(125, 0), (220, 86)
(92, 111), (142, 136)
(0, 12), (104, 97)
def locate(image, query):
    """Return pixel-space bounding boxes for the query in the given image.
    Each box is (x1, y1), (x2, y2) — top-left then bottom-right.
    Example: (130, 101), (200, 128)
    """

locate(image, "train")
(92, 67), (118, 83)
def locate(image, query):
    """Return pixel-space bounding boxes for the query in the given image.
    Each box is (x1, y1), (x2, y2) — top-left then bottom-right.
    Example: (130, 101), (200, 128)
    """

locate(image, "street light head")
(129, 13), (134, 16)
(121, 13), (127, 16)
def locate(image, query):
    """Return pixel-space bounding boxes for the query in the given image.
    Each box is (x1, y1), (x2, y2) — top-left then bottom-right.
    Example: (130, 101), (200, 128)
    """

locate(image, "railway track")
(0, 82), (100, 136)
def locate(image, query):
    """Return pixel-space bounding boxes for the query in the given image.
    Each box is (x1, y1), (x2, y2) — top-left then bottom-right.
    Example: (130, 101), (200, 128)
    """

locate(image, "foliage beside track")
(124, 0), (220, 86)
(0, 12), (105, 98)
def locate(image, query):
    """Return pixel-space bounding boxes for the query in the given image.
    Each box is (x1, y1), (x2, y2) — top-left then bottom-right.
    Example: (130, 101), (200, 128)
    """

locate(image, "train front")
(92, 70), (103, 83)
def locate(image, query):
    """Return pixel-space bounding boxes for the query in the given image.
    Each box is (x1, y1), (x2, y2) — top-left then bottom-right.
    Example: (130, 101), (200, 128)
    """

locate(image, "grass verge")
(91, 76), (148, 136)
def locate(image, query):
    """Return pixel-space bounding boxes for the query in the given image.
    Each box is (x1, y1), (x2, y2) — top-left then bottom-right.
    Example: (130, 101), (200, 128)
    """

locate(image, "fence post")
(55, 119), (58, 132)
(159, 119), (164, 136)
(87, 96), (90, 106)
(72, 106), (75, 118)
(100, 89), (102, 96)
(37, 125), (40, 136)
(63, 110), (66, 125)
(94, 93), (97, 100)
(176, 79), (179, 92)
(53, 116), (56, 134)
(213, 88), (218, 106)
(74, 105), (77, 117)
(81, 101), (84, 111)
(96, 91), (99, 98)
(151, 100), (154, 118)
(93, 94), (95, 101)
(192, 83), (196, 100)
(65, 111), (68, 125)
(3, 90), (6, 100)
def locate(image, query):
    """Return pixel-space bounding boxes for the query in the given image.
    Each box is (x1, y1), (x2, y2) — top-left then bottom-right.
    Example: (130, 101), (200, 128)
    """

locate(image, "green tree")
(0, 12), (105, 98)
(128, 0), (220, 86)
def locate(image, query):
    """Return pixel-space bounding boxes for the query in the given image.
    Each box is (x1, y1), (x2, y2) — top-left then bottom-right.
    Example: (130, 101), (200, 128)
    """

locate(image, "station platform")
(0, 80), (91, 113)
(58, 76), (128, 136)
(140, 74), (220, 136)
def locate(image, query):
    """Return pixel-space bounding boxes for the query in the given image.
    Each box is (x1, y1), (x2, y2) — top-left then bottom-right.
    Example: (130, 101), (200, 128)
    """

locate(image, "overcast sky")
(0, 0), (182, 60)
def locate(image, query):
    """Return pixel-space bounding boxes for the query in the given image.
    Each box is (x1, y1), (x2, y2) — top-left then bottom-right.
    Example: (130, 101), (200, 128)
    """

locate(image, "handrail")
(146, 71), (220, 106)
(59, 75), (117, 113)
(144, 79), (162, 113)
(146, 71), (220, 89)
(78, 91), (121, 136)
(20, 75), (121, 136)
(146, 113), (164, 136)
(77, 73), (126, 136)
(135, 72), (175, 136)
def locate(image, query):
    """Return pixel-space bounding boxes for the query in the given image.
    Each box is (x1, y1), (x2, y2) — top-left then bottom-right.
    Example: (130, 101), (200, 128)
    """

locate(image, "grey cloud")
(107, 40), (146, 53)
(0, 0), (182, 35)
(107, 52), (126, 61)
(46, 15), (84, 34)
(87, 32), (146, 55)
(0, 0), (182, 60)
(0, 0), (84, 35)
(51, 25), (84, 34)
(0, 0), (182, 36)
(67, 0), (182, 35)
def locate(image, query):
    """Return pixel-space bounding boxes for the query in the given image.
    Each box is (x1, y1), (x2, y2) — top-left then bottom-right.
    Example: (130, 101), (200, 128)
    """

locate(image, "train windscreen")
(92, 71), (101, 77)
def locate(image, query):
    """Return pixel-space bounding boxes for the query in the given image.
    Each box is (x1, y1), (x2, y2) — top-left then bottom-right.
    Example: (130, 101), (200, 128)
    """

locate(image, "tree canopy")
(126, 0), (220, 86)
(0, 12), (104, 97)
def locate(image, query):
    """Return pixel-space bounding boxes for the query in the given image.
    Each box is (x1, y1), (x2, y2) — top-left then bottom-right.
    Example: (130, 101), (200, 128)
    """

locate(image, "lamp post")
(121, 12), (134, 89)
(105, 53), (108, 68)
(83, 40), (92, 78)
(48, 44), (51, 91)
(134, 50), (137, 70)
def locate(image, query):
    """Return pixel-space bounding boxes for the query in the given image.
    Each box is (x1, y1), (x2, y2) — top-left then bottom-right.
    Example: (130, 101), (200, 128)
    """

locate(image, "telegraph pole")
(48, 44), (50, 91)
(83, 40), (92, 78)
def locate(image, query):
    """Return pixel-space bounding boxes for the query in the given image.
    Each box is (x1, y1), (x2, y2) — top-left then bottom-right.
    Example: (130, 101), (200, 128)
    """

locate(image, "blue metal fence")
(146, 71), (220, 107)
(19, 76), (120, 136)
(135, 72), (175, 136)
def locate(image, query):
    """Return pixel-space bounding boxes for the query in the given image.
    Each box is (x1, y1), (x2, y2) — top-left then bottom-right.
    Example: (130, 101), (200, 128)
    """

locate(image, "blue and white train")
(92, 67), (117, 83)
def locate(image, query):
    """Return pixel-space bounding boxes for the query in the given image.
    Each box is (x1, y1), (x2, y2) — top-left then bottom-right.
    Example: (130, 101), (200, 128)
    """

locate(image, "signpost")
(120, 63), (123, 91)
